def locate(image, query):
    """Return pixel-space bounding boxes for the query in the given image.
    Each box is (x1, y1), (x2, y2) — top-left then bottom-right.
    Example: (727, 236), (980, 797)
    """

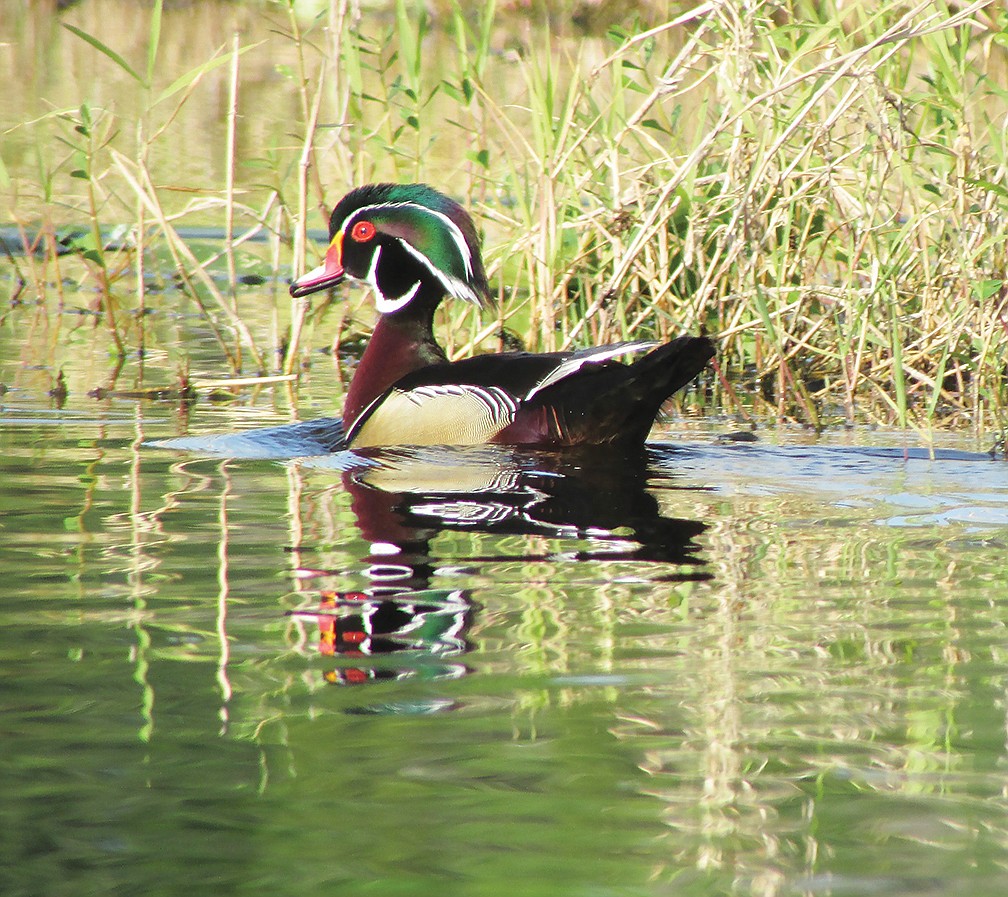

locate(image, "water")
(5, 2), (1008, 893)
(3, 373), (1008, 895)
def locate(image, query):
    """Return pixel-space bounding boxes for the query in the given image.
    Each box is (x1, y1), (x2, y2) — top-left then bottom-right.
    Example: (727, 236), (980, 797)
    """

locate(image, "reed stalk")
(5, 0), (1005, 428)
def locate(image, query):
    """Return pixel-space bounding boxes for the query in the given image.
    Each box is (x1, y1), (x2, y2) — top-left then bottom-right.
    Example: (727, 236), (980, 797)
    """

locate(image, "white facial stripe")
(362, 243), (419, 312)
(418, 206), (474, 279)
(396, 238), (480, 304)
(364, 243), (382, 291)
(375, 281), (420, 314)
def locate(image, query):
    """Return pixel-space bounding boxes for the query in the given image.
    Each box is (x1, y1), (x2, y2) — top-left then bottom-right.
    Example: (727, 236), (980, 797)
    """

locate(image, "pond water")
(4, 2), (1008, 894)
(3, 344), (1008, 896)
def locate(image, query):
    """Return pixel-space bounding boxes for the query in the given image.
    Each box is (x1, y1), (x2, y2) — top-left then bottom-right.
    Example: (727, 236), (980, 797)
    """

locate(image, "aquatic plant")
(2, 0), (1006, 431)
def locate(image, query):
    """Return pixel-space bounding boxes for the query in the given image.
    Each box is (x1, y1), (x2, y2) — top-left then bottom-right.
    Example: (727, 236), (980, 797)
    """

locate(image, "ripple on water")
(4, 417), (1008, 896)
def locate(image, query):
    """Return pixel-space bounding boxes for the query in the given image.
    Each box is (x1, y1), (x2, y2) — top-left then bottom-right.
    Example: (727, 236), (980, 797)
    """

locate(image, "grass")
(2, 0), (1008, 433)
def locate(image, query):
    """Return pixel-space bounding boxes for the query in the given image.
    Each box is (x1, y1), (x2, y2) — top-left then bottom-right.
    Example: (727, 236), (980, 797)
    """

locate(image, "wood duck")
(290, 183), (714, 448)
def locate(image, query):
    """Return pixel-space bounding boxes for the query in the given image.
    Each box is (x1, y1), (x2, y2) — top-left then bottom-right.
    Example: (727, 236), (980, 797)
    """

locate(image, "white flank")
(346, 382), (519, 446)
(408, 384), (518, 422)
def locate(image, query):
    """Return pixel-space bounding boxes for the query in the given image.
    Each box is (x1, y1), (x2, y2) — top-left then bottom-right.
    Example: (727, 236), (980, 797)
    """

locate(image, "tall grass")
(3, 0), (1007, 430)
(458, 0), (1008, 430)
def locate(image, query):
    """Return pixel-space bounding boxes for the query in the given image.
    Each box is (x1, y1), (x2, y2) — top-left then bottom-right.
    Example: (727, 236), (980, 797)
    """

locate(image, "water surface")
(3, 378), (1008, 896)
(4, 2), (1008, 893)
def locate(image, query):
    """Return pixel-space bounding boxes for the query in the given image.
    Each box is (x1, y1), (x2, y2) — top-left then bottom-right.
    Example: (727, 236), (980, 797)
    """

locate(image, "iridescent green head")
(289, 183), (491, 313)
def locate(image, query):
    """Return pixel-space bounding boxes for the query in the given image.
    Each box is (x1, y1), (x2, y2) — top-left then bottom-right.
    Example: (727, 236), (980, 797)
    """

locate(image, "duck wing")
(345, 338), (712, 447)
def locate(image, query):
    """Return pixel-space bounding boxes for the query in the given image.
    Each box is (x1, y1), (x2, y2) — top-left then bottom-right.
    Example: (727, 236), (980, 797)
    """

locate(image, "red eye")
(350, 220), (376, 242)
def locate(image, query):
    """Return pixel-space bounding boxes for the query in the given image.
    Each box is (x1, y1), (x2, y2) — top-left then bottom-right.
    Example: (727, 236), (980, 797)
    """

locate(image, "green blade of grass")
(925, 343), (951, 420)
(146, 0), (164, 88)
(395, 0), (424, 92)
(62, 23), (143, 84)
(891, 308), (908, 427)
(154, 42), (263, 107)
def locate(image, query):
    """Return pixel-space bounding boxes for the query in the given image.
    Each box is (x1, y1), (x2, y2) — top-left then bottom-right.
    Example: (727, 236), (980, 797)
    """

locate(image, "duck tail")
(529, 334), (715, 446)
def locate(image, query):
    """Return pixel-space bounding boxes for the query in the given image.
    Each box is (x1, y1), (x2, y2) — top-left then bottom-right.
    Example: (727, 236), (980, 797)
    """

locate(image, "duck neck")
(343, 296), (447, 431)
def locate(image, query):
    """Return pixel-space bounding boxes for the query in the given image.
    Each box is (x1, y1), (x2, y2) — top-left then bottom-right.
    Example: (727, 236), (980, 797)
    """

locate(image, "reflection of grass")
(3, 1), (1007, 427)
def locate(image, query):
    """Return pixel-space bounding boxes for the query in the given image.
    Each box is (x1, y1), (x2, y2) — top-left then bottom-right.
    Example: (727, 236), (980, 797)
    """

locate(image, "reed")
(471, 0), (1008, 430)
(3, 0), (1006, 429)
(474, 0), (1007, 430)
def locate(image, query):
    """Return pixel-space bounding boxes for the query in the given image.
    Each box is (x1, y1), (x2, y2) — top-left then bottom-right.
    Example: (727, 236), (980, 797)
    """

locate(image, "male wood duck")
(290, 183), (714, 448)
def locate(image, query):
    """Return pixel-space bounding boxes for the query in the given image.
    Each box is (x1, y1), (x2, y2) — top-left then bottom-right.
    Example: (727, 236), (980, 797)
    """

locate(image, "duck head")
(289, 183), (491, 313)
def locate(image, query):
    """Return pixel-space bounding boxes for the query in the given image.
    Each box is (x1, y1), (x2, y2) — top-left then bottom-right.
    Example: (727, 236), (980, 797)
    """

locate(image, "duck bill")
(289, 238), (345, 298)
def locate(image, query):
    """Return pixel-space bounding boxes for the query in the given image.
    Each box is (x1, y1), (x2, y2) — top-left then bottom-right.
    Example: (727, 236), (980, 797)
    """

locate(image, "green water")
(4, 2), (1008, 894)
(3, 362), (1008, 895)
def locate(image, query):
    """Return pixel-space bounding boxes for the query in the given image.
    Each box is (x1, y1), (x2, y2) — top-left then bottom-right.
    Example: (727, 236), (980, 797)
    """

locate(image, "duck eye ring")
(350, 220), (376, 242)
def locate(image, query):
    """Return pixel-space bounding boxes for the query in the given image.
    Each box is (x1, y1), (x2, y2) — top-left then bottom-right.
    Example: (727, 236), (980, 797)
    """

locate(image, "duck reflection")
(342, 445), (710, 568)
(287, 587), (470, 690)
(288, 445), (709, 690)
